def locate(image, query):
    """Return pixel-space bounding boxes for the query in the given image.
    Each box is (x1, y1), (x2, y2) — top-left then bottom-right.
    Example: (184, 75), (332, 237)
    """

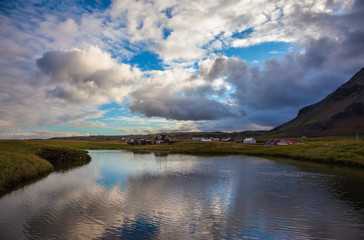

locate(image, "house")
(222, 138), (231, 142)
(200, 138), (212, 142)
(276, 139), (288, 145)
(155, 134), (170, 144)
(284, 140), (296, 145)
(243, 138), (256, 144)
(265, 139), (296, 145)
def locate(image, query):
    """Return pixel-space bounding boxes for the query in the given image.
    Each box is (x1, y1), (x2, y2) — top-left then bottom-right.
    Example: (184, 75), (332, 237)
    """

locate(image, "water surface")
(1, 150), (364, 239)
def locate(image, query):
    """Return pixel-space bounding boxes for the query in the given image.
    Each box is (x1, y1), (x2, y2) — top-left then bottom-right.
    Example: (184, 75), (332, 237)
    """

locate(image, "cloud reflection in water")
(0, 150), (363, 239)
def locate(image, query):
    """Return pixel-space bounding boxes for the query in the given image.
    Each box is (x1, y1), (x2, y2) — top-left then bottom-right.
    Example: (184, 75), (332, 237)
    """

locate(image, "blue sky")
(0, 0), (363, 138)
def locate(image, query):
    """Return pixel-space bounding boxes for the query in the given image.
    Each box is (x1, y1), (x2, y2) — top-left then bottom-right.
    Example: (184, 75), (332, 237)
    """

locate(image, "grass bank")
(0, 140), (92, 195)
(1, 138), (363, 195)
(121, 140), (364, 167)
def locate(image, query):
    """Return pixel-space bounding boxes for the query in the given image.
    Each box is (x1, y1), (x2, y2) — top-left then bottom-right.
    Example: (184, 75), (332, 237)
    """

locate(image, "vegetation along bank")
(1, 138), (364, 196)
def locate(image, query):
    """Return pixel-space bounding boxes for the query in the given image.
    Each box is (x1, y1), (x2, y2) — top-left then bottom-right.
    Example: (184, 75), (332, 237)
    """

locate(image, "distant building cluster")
(192, 137), (234, 142)
(125, 134), (170, 145)
(264, 139), (296, 145)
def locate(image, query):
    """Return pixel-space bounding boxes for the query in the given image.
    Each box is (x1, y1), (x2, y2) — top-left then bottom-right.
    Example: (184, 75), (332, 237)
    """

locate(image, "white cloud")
(0, 77), (105, 128)
(0, 129), (89, 139)
(118, 126), (157, 134)
(36, 46), (142, 104)
(1, 0), (363, 137)
(160, 122), (201, 133)
(69, 121), (108, 129)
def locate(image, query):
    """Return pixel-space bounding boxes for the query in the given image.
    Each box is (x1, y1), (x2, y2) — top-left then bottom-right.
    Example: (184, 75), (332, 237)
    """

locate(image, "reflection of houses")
(243, 138), (256, 144)
(155, 134), (170, 144)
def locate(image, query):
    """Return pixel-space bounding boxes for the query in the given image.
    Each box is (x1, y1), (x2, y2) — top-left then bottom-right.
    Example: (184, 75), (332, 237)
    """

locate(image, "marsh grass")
(0, 140), (97, 195)
(0, 142), (53, 194)
(120, 139), (364, 167)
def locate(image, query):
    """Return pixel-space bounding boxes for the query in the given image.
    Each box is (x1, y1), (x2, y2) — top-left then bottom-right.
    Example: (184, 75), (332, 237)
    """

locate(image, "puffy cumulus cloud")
(122, 63), (240, 122)
(1, 0), (359, 65)
(128, 76), (240, 121)
(0, 76), (105, 129)
(1, 0), (364, 136)
(199, 54), (248, 85)
(36, 46), (142, 104)
(192, 1), (364, 129)
(129, 94), (237, 121)
(106, 0), (359, 63)
(107, 0), (334, 62)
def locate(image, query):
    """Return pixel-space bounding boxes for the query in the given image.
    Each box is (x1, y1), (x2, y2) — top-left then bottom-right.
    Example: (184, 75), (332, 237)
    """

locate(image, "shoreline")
(0, 141), (92, 196)
(1, 139), (363, 196)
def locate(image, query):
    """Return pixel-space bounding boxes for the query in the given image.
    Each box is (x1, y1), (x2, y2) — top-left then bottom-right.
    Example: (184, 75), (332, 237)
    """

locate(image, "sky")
(0, 0), (364, 139)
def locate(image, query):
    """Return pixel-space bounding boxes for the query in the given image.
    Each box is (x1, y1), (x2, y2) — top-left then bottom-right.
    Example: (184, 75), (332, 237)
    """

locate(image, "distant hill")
(50, 130), (269, 141)
(270, 68), (364, 137)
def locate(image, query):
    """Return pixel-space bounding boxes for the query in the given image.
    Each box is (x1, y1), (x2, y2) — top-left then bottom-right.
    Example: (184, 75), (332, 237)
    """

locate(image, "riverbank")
(1, 139), (363, 195)
(0, 140), (92, 195)
(122, 139), (364, 167)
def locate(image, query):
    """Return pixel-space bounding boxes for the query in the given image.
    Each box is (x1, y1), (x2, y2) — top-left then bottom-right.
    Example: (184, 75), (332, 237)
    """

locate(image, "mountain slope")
(270, 68), (364, 136)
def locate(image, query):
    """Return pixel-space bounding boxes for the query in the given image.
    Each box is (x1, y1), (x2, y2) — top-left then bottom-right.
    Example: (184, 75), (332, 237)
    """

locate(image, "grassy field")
(1, 138), (364, 195)
(0, 140), (98, 195)
(121, 139), (364, 167)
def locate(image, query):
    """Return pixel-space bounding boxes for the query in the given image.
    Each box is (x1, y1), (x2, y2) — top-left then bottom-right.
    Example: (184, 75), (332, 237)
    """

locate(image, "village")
(124, 134), (296, 146)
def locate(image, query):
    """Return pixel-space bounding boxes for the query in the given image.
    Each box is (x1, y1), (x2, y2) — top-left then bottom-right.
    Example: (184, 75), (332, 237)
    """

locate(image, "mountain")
(270, 68), (364, 137)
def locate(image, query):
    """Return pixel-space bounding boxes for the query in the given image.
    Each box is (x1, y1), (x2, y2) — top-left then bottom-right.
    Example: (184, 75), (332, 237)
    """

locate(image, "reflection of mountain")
(270, 68), (364, 136)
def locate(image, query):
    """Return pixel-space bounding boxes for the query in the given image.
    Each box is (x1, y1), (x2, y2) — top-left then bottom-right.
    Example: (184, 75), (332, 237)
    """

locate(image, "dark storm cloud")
(36, 51), (79, 80)
(228, 1), (362, 105)
(130, 96), (238, 121)
(195, 0), (364, 129)
(200, 55), (248, 85)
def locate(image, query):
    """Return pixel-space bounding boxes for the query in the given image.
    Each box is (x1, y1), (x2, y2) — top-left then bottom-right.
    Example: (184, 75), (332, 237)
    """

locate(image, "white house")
(200, 138), (212, 142)
(243, 138), (256, 144)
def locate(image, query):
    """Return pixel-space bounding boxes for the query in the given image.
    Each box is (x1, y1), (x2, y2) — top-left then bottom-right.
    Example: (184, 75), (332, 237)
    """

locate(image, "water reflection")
(0, 150), (364, 239)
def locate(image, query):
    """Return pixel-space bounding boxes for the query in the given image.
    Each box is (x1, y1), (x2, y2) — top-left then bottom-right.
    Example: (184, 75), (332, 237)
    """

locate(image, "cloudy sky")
(1, 0), (363, 139)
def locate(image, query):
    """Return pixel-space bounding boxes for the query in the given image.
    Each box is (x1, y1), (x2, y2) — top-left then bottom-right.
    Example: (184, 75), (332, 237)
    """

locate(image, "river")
(1, 150), (364, 239)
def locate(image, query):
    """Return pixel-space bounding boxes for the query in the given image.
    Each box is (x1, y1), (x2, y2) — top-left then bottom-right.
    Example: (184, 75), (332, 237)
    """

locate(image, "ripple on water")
(1, 151), (364, 239)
